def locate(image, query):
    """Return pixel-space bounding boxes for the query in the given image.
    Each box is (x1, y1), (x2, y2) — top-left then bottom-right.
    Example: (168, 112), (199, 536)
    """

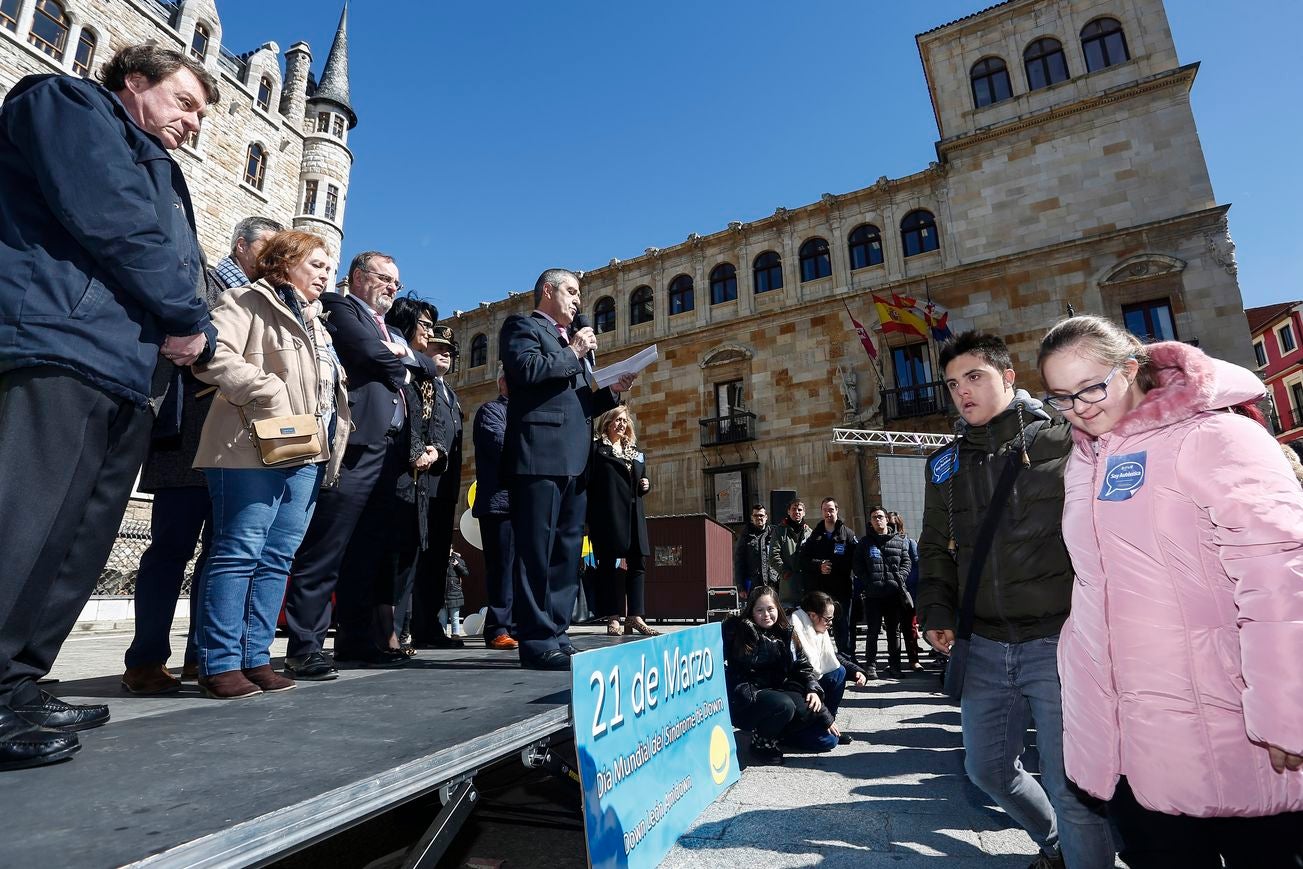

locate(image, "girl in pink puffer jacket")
(1038, 316), (1302, 868)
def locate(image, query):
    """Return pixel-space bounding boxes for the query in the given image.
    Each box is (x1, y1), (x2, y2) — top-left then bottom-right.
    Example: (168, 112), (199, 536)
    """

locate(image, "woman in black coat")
(586, 407), (659, 636)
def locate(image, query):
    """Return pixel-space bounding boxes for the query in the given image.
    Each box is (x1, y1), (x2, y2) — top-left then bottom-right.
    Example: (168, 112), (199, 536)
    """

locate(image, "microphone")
(571, 313), (596, 382)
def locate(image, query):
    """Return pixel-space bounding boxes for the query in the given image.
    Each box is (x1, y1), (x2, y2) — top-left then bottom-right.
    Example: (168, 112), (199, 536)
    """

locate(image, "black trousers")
(1110, 776), (1303, 868)
(0, 367), (151, 703)
(479, 514), (514, 641)
(862, 594), (915, 670)
(510, 474), (585, 659)
(731, 689), (832, 741)
(595, 551), (646, 618)
(409, 493), (456, 644)
(284, 436), (391, 657)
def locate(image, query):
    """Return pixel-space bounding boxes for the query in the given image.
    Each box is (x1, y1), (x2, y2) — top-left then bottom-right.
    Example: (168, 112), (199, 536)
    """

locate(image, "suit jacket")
(322, 293), (439, 445)
(428, 379), (463, 504)
(471, 395), (509, 518)
(499, 312), (619, 478)
(586, 440), (649, 559)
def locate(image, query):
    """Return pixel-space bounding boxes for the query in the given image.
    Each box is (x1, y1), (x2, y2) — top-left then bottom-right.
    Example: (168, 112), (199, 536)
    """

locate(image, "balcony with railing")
(699, 411), (757, 447)
(880, 381), (952, 422)
(1270, 404), (1302, 436)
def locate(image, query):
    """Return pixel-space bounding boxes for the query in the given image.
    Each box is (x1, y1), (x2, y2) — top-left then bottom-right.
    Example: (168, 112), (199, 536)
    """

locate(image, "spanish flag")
(872, 294), (927, 339)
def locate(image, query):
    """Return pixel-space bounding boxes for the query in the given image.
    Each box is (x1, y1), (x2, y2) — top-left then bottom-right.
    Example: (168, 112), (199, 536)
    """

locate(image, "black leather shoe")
(12, 690), (109, 732)
(0, 707), (80, 771)
(284, 652), (338, 681)
(559, 644), (580, 656)
(334, 646), (408, 669)
(411, 633), (464, 650)
(521, 650), (571, 671)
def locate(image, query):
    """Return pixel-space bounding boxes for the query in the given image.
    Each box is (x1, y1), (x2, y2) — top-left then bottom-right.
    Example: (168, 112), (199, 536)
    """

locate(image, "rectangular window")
(316, 112), (332, 133)
(892, 343), (933, 393)
(1254, 341), (1267, 368)
(1291, 382), (1303, 426)
(0, 0), (18, 32)
(331, 114), (345, 138)
(184, 130), (200, 149)
(302, 179), (318, 215)
(1122, 299), (1177, 342)
(72, 29), (95, 77)
(715, 380), (743, 419)
(1278, 323), (1297, 354)
(324, 184), (339, 221)
(189, 23), (210, 62)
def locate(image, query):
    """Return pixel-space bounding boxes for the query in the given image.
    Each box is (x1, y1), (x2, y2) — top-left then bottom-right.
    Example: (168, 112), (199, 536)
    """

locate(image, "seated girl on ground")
(791, 590), (869, 744)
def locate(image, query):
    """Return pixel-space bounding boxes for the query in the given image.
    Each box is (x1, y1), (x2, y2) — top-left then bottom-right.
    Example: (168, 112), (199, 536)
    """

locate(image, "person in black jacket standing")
(0, 45), (220, 769)
(587, 407), (658, 637)
(472, 367), (517, 649)
(798, 498), (858, 661)
(853, 506), (915, 678)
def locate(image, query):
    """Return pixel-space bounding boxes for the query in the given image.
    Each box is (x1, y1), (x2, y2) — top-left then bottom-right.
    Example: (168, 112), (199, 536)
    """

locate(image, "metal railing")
(97, 515), (203, 596)
(700, 411), (757, 446)
(1271, 404), (1302, 436)
(880, 381), (952, 421)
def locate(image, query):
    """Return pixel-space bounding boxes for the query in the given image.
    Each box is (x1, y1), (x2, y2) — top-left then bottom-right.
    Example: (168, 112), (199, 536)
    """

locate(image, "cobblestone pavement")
(46, 628), (1117, 868)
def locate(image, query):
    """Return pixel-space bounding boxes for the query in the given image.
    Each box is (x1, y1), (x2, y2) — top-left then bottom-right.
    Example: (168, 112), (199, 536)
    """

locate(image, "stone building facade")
(0, 0), (357, 262)
(442, 0), (1251, 537)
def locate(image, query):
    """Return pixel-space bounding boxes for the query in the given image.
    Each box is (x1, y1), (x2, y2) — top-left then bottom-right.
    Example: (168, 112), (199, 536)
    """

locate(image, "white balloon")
(459, 509), (483, 550)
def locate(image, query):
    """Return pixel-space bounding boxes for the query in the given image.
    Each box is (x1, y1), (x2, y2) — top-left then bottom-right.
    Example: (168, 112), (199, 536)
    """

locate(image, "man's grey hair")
(229, 216), (284, 254)
(347, 251), (396, 283)
(533, 268), (579, 306)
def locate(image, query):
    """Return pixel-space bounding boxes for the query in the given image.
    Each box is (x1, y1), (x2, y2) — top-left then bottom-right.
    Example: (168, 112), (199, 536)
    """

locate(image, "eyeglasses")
(810, 611), (835, 624)
(1045, 367), (1121, 412)
(416, 320), (435, 333)
(360, 268), (404, 293)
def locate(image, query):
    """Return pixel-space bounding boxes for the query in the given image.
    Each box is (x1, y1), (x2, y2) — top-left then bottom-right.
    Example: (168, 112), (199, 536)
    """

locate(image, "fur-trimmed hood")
(1083, 341), (1264, 441)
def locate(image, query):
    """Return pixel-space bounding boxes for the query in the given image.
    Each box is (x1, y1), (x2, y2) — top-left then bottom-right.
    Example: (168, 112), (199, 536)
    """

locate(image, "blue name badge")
(868, 545), (881, 559)
(572, 624), (739, 869)
(930, 444), (959, 484)
(1098, 451), (1147, 502)
(833, 543), (846, 556)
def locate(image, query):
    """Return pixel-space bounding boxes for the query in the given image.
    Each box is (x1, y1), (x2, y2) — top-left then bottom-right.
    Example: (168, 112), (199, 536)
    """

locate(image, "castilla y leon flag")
(925, 301), (954, 342)
(872, 294), (927, 339)
(846, 309), (878, 361)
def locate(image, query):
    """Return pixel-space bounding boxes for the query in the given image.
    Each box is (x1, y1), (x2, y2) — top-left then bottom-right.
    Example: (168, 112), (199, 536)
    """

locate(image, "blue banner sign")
(572, 623), (739, 868)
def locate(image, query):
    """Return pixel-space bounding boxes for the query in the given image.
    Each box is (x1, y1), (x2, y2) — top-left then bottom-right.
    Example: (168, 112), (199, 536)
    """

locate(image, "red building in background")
(1246, 300), (1303, 450)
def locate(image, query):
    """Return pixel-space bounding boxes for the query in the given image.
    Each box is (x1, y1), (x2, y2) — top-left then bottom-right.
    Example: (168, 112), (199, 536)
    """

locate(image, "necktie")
(556, 323), (568, 343)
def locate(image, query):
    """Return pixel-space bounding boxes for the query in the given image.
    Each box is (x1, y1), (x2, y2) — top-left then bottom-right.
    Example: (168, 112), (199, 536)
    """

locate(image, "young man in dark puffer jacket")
(852, 506), (914, 678)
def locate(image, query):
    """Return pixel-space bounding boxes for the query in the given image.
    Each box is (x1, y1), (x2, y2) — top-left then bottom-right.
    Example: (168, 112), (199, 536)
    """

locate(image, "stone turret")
(293, 3), (355, 261)
(280, 41), (311, 122)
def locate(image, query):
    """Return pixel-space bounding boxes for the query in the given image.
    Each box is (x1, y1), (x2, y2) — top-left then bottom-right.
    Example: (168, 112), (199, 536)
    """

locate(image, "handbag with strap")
(239, 407), (323, 467)
(942, 418), (1046, 702)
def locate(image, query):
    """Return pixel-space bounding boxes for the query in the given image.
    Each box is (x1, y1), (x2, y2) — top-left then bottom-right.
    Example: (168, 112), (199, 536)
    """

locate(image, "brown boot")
(121, 664), (182, 696)
(242, 665), (296, 694)
(198, 670), (263, 700)
(180, 662), (199, 681)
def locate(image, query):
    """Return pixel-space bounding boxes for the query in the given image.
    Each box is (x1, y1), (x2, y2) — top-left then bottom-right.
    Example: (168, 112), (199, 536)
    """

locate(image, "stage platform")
(0, 634), (632, 868)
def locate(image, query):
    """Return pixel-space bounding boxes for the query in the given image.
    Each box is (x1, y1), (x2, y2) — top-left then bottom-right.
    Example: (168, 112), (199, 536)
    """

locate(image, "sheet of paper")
(593, 343), (658, 388)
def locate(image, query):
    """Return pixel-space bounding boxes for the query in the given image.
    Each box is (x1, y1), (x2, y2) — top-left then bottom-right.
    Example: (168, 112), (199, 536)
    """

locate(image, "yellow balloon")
(582, 536), (593, 558)
(467, 480), (477, 509)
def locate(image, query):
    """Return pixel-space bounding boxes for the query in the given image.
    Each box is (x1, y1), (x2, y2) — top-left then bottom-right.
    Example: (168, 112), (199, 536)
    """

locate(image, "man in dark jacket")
(798, 497), (858, 659)
(472, 367), (516, 649)
(0, 45), (219, 770)
(733, 505), (781, 595)
(122, 215), (281, 696)
(918, 333), (1113, 869)
(852, 506), (914, 678)
(775, 499), (812, 605)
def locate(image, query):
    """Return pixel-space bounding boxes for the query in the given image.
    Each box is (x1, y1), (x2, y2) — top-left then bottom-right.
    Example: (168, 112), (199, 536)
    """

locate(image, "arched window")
(190, 22), (210, 62)
(0, 0), (19, 32)
(1024, 37), (1069, 90)
(244, 143), (267, 190)
(970, 57), (1012, 108)
(709, 263), (737, 304)
(753, 251), (782, 294)
(668, 274), (694, 315)
(847, 224), (884, 270)
(256, 76), (273, 112)
(469, 334), (488, 368)
(28, 0), (70, 60)
(1081, 18), (1129, 72)
(901, 210), (940, 257)
(799, 238), (831, 282)
(71, 27), (97, 77)
(593, 296), (616, 334)
(629, 285), (654, 325)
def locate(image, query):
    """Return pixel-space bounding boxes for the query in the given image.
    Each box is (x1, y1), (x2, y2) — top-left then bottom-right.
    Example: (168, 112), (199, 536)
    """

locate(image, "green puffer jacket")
(917, 391), (1074, 643)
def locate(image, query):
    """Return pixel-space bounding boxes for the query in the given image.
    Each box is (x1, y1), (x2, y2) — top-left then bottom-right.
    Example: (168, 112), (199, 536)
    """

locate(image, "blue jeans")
(125, 487), (210, 669)
(961, 633), (1114, 869)
(196, 464), (323, 676)
(819, 664), (848, 719)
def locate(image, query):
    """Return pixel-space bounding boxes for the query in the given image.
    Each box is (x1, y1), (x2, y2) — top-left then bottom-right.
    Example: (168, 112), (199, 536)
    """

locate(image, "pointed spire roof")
(310, 2), (357, 129)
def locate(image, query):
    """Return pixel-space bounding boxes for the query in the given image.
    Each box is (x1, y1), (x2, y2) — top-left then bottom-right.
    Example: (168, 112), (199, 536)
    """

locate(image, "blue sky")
(221, 1), (1302, 315)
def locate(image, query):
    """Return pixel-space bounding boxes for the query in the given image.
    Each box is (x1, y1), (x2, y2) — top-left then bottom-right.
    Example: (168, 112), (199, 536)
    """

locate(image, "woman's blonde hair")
(596, 407), (637, 449)
(1037, 314), (1158, 392)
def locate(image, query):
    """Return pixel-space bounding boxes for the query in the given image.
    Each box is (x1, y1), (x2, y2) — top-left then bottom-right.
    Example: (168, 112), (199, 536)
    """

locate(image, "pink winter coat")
(1058, 341), (1303, 817)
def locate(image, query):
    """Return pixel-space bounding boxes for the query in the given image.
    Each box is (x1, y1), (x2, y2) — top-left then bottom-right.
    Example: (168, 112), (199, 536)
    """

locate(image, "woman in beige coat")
(190, 231), (349, 700)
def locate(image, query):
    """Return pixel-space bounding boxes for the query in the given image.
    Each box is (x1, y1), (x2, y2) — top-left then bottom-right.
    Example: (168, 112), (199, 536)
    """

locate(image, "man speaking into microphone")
(500, 269), (637, 670)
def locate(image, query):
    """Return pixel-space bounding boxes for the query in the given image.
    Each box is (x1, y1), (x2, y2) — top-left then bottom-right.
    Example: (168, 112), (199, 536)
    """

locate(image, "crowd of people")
(0, 38), (1298, 869)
